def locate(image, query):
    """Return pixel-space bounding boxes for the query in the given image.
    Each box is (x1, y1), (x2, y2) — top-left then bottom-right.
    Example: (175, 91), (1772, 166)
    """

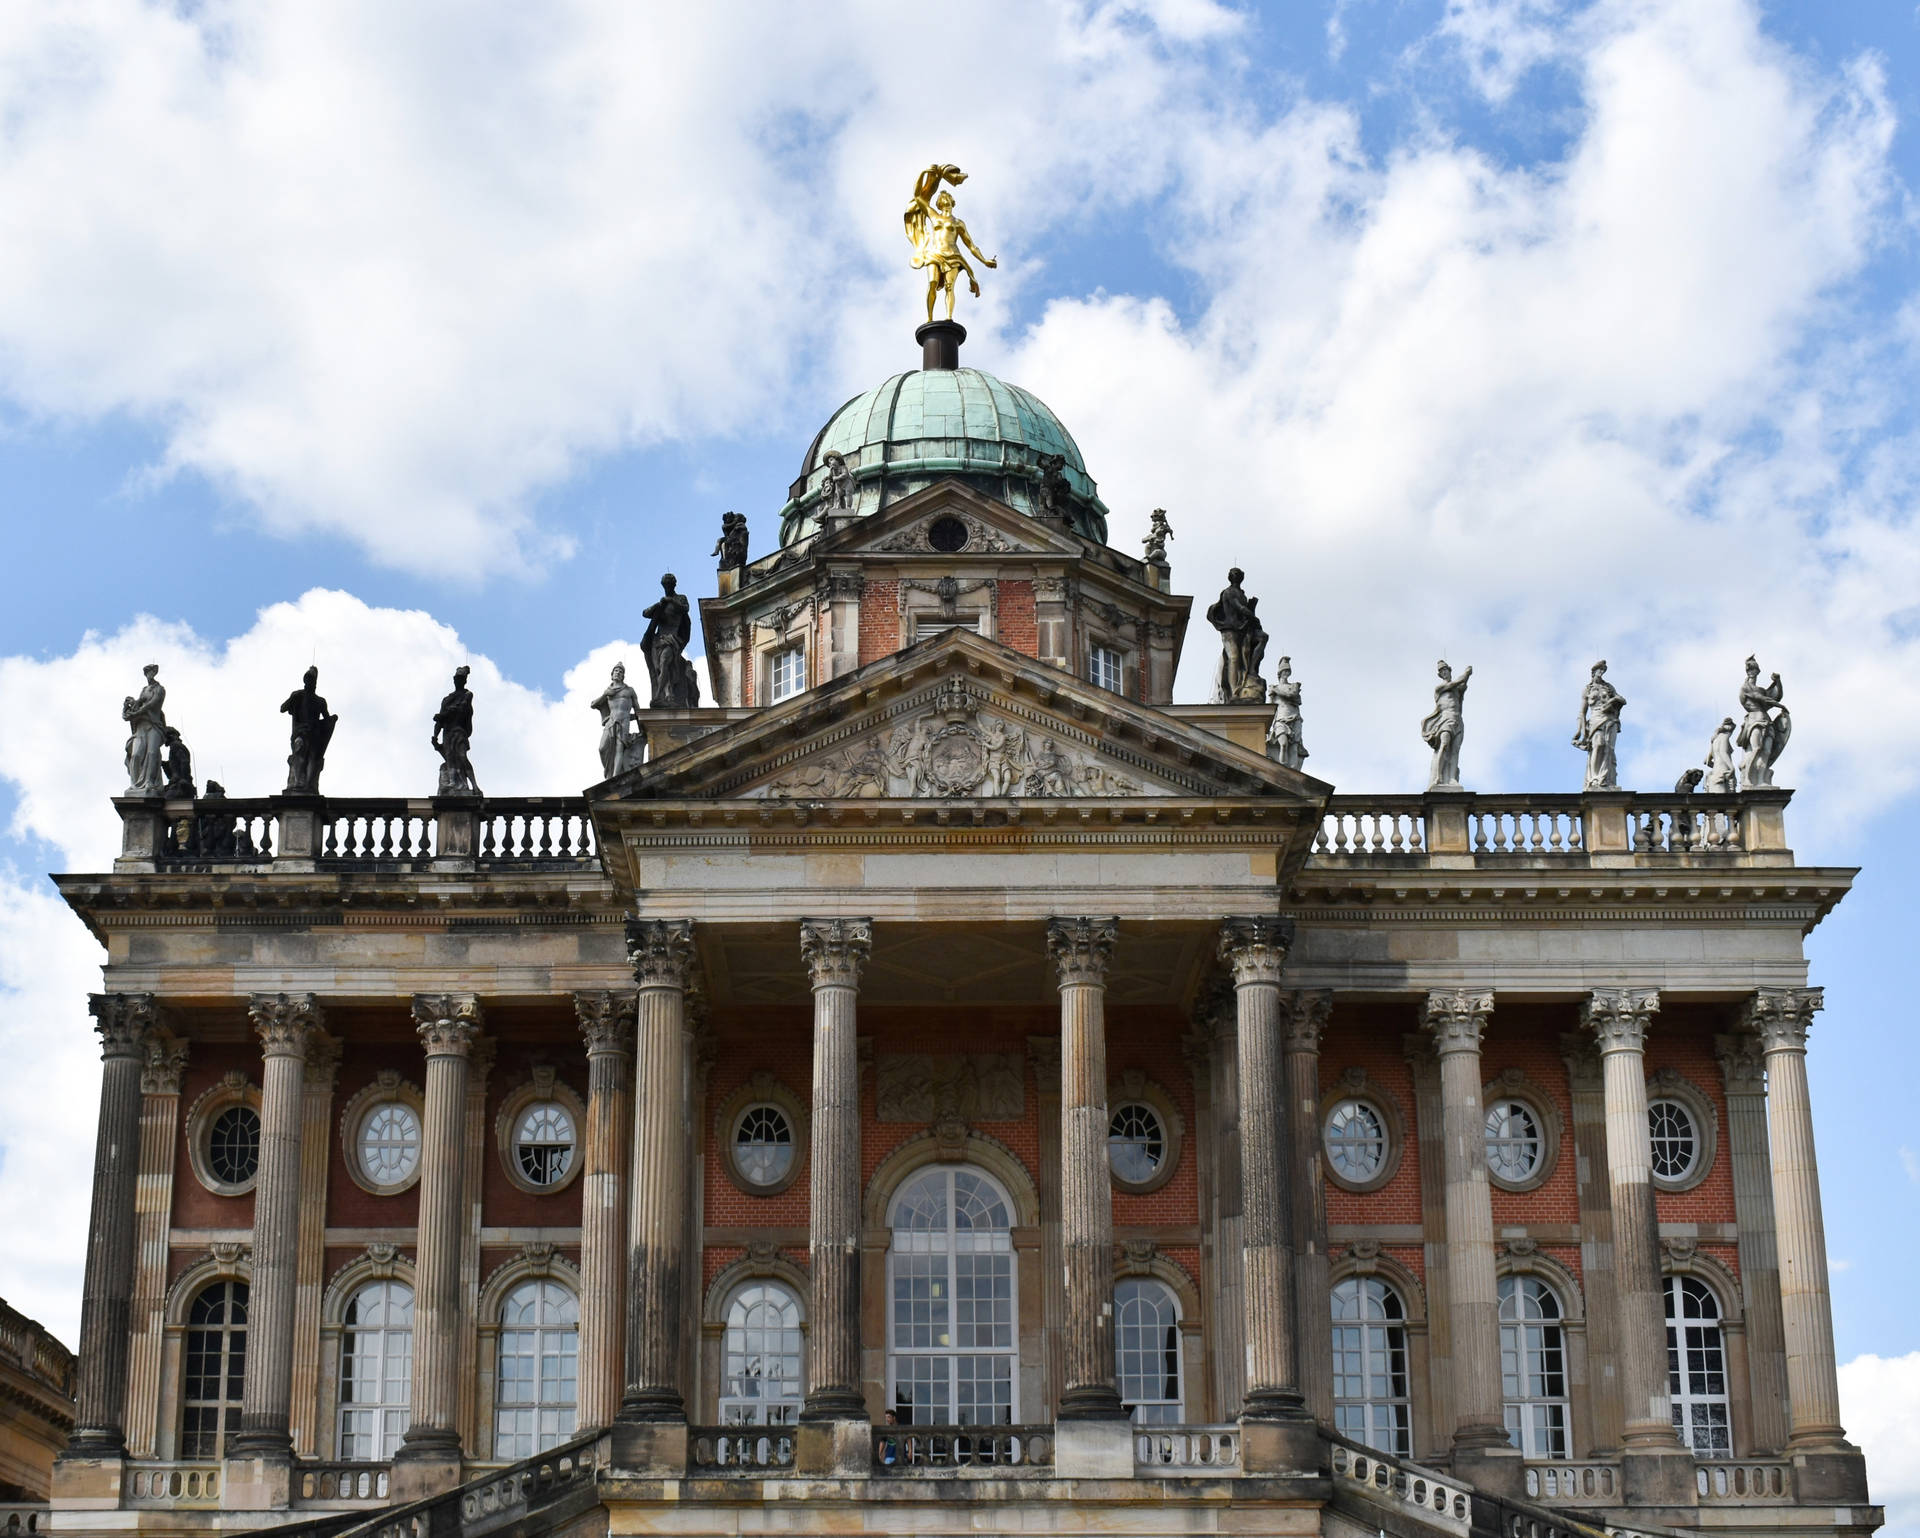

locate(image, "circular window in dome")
(927, 516), (970, 553)
(734, 1105), (795, 1188)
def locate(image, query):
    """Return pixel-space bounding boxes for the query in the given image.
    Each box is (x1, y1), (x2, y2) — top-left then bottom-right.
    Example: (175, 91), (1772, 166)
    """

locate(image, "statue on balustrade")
(195, 781), (254, 857)
(1702, 718), (1738, 794)
(161, 728), (197, 800)
(121, 663), (167, 797)
(712, 511), (750, 569)
(591, 661), (644, 778)
(820, 453), (855, 522)
(280, 666), (337, 795)
(1033, 453), (1070, 522)
(1422, 660), (1472, 789)
(1736, 656), (1791, 787)
(431, 665), (482, 796)
(1268, 656), (1307, 770)
(641, 574), (702, 708)
(1572, 659), (1626, 791)
(1142, 508), (1173, 567)
(1674, 766), (1704, 794)
(1207, 567), (1269, 703)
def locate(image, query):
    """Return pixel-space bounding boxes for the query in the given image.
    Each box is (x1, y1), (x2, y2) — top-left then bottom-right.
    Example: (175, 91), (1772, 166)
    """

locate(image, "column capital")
(89, 993), (158, 1059)
(626, 918), (695, 989)
(1582, 987), (1660, 1054)
(1048, 916), (1118, 987)
(411, 993), (484, 1055)
(1423, 989), (1493, 1055)
(1217, 916), (1295, 986)
(574, 990), (638, 1056)
(800, 918), (873, 990)
(1741, 987), (1822, 1053)
(305, 1031), (343, 1092)
(1279, 990), (1333, 1053)
(1713, 1031), (1767, 1093)
(1557, 1031), (1604, 1094)
(249, 992), (324, 1058)
(141, 1032), (190, 1096)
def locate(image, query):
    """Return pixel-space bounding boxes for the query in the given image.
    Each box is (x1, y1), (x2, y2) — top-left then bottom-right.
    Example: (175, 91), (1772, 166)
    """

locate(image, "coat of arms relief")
(753, 679), (1161, 799)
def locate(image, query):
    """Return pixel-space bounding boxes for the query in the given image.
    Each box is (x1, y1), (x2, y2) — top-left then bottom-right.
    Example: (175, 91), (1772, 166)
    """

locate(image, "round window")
(514, 1104), (576, 1187)
(1484, 1099), (1543, 1183)
(927, 515), (970, 553)
(359, 1102), (422, 1188)
(208, 1105), (261, 1187)
(734, 1105), (795, 1188)
(1648, 1097), (1699, 1181)
(1108, 1103), (1165, 1185)
(1325, 1099), (1387, 1184)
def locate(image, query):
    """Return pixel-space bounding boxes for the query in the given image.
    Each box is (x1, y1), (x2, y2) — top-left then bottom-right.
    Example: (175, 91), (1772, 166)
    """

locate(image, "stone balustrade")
(296, 1464), (393, 1505)
(871, 1426), (1053, 1472)
(1327, 1437), (1472, 1534)
(1525, 1463), (1620, 1503)
(1695, 1461), (1793, 1501)
(687, 1429), (796, 1471)
(0, 1507), (45, 1535)
(0, 1300), (74, 1397)
(1133, 1426), (1240, 1473)
(122, 1464), (221, 1507)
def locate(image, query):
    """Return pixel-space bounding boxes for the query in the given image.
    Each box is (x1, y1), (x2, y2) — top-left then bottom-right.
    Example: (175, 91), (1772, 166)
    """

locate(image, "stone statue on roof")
(1206, 568), (1269, 703)
(281, 666), (337, 795)
(641, 575), (701, 709)
(121, 663), (167, 797)
(431, 665), (482, 796)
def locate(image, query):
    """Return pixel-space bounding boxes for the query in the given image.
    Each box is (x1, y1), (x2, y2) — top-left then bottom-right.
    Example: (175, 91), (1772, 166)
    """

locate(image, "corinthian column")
(800, 919), (872, 1421)
(1742, 989), (1861, 1492)
(575, 991), (636, 1429)
(65, 994), (156, 1460)
(231, 993), (321, 1464)
(1281, 990), (1334, 1422)
(1422, 989), (1518, 1491)
(396, 994), (482, 1476)
(1047, 917), (1126, 1422)
(620, 919), (695, 1425)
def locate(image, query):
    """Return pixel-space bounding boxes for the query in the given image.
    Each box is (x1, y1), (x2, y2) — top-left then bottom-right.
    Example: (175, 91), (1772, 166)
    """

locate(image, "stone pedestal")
(1239, 1417), (1322, 1477)
(609, 1420), (688, 1477)
(1054, 1418), (1136, 1479)
(220, 1451), (292, 1512)
(795, 1418), (871, 1478)
(431, 796), (479, 870)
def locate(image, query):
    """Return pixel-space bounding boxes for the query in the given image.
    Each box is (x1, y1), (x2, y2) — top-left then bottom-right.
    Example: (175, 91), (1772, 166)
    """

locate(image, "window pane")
(1485, 1101), (1542, 1181)
(888, 1167), (1017, 1425)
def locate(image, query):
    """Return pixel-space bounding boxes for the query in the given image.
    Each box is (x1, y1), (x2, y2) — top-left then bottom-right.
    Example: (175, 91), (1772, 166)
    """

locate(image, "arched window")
(1499, 1275), (1569, 1457)
(720, 1283), (803, 1426)
(339, 1281), (413, 1460)
(1331, 1277), (1410, 1456)
(1666, 1275), (1731, 1456)
(493, 1281), (578, 1458)
(181, 1280), (248, 1458)
(1115, 1278), (1182, 1424)
(887, 1166), (1017, 1425)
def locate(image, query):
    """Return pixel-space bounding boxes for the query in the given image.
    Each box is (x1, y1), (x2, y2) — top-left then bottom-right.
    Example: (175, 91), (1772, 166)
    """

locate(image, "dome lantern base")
(915, 319), (966, 371)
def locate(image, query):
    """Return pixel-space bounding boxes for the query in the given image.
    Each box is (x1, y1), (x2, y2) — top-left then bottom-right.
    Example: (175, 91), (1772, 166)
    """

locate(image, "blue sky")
(2, 0), (1918, 1510)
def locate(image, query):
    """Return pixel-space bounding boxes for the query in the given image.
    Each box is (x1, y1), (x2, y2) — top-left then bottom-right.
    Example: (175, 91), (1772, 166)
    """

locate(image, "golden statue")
(905, 163), (997, 323)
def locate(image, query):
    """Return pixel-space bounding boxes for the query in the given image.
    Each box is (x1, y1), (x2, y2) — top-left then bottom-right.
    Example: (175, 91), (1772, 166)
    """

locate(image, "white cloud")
(1902, 1147), (1920, 1184)
(1840, 1352), (1920, 1535)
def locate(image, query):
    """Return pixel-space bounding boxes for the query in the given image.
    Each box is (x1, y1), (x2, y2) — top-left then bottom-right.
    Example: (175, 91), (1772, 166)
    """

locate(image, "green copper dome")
(777, 367), (1109, 546)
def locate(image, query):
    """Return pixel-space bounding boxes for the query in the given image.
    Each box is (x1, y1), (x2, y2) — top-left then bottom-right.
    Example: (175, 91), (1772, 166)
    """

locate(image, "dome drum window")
(186, 1072), (263, 1197)
(1320, 1070), (1405, 1195)
(495, 1069), (586, 1196)
(1481, 1072), (1561, 1193)
(1106, 1071), (1183, 1195)
(340, 1071), (427, 1198)
(715, 1072), (808, 1197)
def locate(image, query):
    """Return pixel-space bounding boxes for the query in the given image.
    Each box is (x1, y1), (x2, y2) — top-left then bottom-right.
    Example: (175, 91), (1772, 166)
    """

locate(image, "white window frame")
(1331, 1277), (1411, 1456)
(493, 1280), (579, 1459)
(1666, 1275), (1732, 1456)
(768, 643), (807, 703)
(1088, 642), (1124, 694)
(1484, 1097), (1546, 1187)
(1114, 1277), (1183, 1424)
(338, 1280), (413, 1461)
(719, 1282), (805, 1426)
(181, 1280), (248, 1460)
(1325, 1098), (1390, 1188)
(1499, 1275), (1570, 1458)
(885, 1165), (1020, 1426)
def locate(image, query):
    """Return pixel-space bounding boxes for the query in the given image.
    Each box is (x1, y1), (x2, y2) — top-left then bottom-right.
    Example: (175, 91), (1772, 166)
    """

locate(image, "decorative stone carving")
(160, 728), (196, 800)
(1674, 766), (1704, 794)
(590, 662), (643, 778)
(1347, 1239), (1382, 1274)
(519, 1241), (558, 1266)
(1279, 989), (1332, 1052)
(1713, 1031), (1767, 1093)
(1047, 917), (1118, 988)
(193, 782), (254, 857)
(1502, 1236), (1540, 1258)
(411, 993), (483, 1054)
(1033, 452), (1070, 521)
(641, 574), (701, 708)
(1582, 987), (1660, 1054)
(800, 918), (872, 989)
(1557, 1032), (1604, 1094)
(1267, 657), (1307, 770)
(1422, 989), (1493, 1055)
(626, 918), (695, 989)
(1739, 986), (1822, 1052)
(121, 664), (168, 796)
(1573, 660), (1626, 791)
(712, 510), (750, 568)
(760, 682), (1148, 800)
(248, 992), (322, 1057)
(874, 512), (1019, 554)
(1736, 656), (1791, 787)
(366, 1241), (399, 1265)
(875, 1053), (1025, 1123)
(746, 1237), (781, 1265)
(1218, 916), (1294, 986)
(280, 666), (338, 795)
(820, 453), (855, 521)
(1703, 717), (1738, 793)
(1421, 660), (1472, 790)
(430, 666), (482, 796)
(1661, 1236), (1699, 1266)
(1119, 1239), (1158, 1271)
(141, 1033), (189, 1096)
(1142, 509), (1172, 566)
(574, 991), (638, 1054)
(305, 1032), (342, 1090)
(210, 1242), (248, 1267)
(1206, 568), (1269, 703)
(89, 993), (157, 1059)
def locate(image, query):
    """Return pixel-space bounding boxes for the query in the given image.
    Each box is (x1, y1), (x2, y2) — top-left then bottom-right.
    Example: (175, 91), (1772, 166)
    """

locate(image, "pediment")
(808, 479), (1084, 561)
(612, 627), (1327, 806)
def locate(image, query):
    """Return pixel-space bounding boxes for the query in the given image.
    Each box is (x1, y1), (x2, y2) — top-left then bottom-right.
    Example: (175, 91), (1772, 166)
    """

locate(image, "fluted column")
(1026, 1037), (1066, 1418)
(1743, 989), (1849, 1452)
(397, 994), (481, 1464)
(1048, 917), (1126, 1421)
(1559, 1034), (1623, 1455)
(232, 993), (321, 1461)
(66, 994), (156, 1459)
(1281, 990), (1334, 1423)
(1716, 1030), (1789, 1453)
(1583, 990), (1690, 1473)
(290, 1033), (340, 1457)
(127, 1033), (188, 1458)
(1205, 983), (1248, 1419)
(800, 919), (872, 1420)
(1221, 919), (1308, 1424)
(575, 991), (636, 1429)
(620, 919), (695, 1423)
(1422, 989), (1513, 1472)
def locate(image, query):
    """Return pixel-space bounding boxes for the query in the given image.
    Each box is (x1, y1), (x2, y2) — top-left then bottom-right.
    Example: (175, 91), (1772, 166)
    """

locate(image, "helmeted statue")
(431, 665), (482, 796)
(121, 663), (168, 797)
(281, 666), (338, 794)
(1206, 568), (1269, 703)
(1736, 656), (1791, 787)
(905, 163), (997, 323)
(1267, 656), (1307, 770)
(641, 575), (701, 709)
(1422, 660), (1473, 789)
(591, 662), (643, 778)
(1572, 659), (1626, 791)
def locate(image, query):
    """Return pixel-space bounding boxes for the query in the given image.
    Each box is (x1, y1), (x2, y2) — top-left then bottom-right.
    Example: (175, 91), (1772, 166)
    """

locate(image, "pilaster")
(576, 991), (637, 1429)
(1716, 1030), (1789, 1455)
(1280, 989), (1334, 1424)
(126, 1031), (187, 1457)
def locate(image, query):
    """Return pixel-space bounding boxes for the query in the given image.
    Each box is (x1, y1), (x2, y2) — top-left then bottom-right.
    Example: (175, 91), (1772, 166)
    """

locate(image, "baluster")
(480, 815), (498, 860)
(1472, 813), (1488, 852)
(538, 812), (554, 859)
(519, 815), (536, 860)
(1389, 812), (1406, 852)
(259, 816), (275, 859)
(378, 815), (395, 860)
(397, 815), (414, 859)
(1331, 815), (1349, 854)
